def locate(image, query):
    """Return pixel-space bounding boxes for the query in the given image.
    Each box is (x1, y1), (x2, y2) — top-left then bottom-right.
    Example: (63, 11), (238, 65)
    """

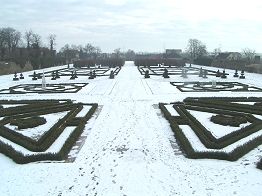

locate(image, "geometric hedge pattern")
(0, 83), (88, 94)
(0, 100), (97, 164)
(137, 66), (217, 76)
(160, 97), (262, 169)
(170, 82), (262, 92)
(29, 66), (122, 78)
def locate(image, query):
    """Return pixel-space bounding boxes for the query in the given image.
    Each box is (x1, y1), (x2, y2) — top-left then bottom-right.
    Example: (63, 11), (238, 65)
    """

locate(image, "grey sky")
(0, 0), (261, 53)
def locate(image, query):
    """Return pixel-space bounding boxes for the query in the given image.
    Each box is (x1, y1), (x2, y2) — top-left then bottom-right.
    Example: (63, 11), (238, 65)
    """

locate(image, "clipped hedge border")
(257, 159), (262, 170)
(159, 102), (262, 167)
(0, 101), (76, 118)
(0, 99), (65, 105)
(0, 103), (98, 164)
(185, 97), (262, 102)
(137, 66), (145, 75)
(177, 104), (262, 149)
(29, 66), (122, 78)
(137, 66), (216, 76)
(210, 114), (247, 127)
(0, 83), (88, 95)
(0, 102), (82, 151)
(10, 116), (47, 129)
(170, 82), (262, 92)
(184, 97), (262, 115)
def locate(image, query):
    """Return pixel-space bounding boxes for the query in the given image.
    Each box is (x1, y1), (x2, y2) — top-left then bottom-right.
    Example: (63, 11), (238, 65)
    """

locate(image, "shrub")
(10, 116), (47, 129)
(210, 114), (248, 127)
(254, 102), (262, 106)
(257, 159), (262, 170)
(0, 103), (98, 164)
(159, 99), (262, 169)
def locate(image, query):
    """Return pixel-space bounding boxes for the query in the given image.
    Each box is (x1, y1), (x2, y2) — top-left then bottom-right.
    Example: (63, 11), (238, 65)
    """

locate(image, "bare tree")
(125, 49), (135, 60)
(83, 43), (95, 55)
(242, 48), (256, 64)
(82, 43), (102, 59)
(60, 44), (79, 63)
(93, 46), (101, 59)
(0, 28), (7, 59)
(12, 31), (21, 50)
(0, 27), (21, 53)
(114, 48), (121, 59)
(24, 30), (33, 49)
(185, 39), (207, 62)
(60, 44), (70, 60)
(212, 47), (221, 57)
(48, 34), (56, 51)
(31, 33), (41, 49)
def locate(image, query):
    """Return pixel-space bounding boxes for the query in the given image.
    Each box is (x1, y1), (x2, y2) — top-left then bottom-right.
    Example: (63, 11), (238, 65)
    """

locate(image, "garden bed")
(0, 83), (88, 94)
(137, 65), (219, 77)
(28, 66), (121, 79)
(0, 100), (98, 163)
(170, 81), (262, 92)
(159, 97), (262, 169)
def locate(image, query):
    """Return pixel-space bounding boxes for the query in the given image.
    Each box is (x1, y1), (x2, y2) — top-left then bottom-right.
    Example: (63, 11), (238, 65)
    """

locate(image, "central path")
(109, 61), (150, 101)
(71, 61), (180, 195)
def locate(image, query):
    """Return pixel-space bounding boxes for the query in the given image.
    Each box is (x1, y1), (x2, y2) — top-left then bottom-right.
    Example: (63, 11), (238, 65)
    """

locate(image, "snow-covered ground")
(0, 61), (261, 196)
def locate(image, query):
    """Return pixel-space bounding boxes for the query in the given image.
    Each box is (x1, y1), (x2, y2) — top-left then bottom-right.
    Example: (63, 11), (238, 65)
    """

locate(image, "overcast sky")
(0, 0), (261, 53)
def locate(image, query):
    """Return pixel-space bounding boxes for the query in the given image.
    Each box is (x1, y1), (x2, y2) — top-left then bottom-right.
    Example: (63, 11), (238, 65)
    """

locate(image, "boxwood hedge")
(159, 98), (262, 168)
(0, 100), (98, 164)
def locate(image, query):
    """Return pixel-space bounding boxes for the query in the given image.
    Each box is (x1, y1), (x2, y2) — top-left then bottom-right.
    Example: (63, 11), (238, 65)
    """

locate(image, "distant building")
(216, 52), (242, 61)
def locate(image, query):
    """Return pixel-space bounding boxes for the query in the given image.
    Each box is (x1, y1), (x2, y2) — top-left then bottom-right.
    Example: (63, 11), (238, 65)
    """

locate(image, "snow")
(5, 111), (69, 140)
(187, 110), (251, 139)
(2, 104), (26, 108)
(165, 104), (179, 116)
(180, 125), (262, 153)
(232, 102), (257, 105)
(0, 126), (75, 155)
(75, 105), (92, 117)
(0, 61), (261, 196)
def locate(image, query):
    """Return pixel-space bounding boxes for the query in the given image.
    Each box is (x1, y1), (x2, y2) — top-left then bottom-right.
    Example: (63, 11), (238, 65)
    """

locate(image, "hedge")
(0, 103), (98, 164)
(257, 159), (262, 170)
(3, 83), (89, 94)
(10, 116), (47, 129)
(0, 101), (74, 117)
(184, 98), (262, 115)
(170, 82), (262, 92)
(159, 101), (262, 167)
(0, 104), (82, 152)
(28, 65), (122, 79)
(210, 114), (248, 127)
(175, 103), (262, 149)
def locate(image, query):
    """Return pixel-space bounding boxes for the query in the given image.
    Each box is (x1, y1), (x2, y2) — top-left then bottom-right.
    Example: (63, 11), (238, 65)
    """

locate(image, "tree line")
(0, 26), (259, 73)
(0, 27), (61, 70)
(185, 38), (257, 64)
(0, 27), (133, 71)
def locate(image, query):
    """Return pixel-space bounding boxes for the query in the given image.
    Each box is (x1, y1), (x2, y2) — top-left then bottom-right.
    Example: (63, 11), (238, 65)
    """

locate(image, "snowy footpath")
(0, 61), (262, 196)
